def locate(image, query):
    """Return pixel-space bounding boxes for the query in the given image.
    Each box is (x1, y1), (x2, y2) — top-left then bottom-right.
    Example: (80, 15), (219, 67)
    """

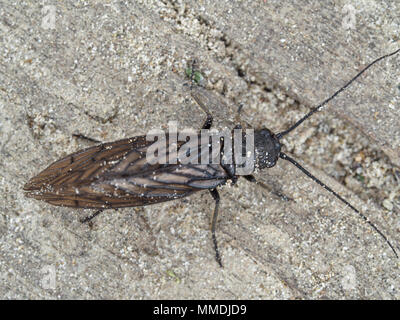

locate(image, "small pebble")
(382, 199), (393, 211)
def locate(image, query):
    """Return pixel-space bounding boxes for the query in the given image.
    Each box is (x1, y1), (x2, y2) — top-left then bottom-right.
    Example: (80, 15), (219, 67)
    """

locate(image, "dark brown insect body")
(24, 49), (400, 266)
(23, 130), (280, 209)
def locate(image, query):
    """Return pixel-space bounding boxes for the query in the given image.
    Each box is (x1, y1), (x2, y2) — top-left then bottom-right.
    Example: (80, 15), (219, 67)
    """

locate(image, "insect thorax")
(253, 129), (281, 170)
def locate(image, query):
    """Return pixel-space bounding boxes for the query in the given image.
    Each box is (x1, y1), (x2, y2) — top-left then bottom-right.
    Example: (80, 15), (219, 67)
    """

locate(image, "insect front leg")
(209, 188), (223, 267)
(191, 93), (213, 129)
(243, 175), (292, 201)
(185, 61), (212, 129)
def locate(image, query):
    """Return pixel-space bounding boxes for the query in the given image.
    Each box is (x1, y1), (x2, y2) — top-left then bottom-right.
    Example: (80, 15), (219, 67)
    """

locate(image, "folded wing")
(24, 135), (228, 209)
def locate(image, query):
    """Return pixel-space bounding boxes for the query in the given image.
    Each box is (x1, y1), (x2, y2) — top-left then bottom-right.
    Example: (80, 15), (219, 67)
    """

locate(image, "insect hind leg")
(202, 114), (213, 130)
(72, 133), (101, 144)
(209, 189), (223, 267)
(80, 209), (104, 224)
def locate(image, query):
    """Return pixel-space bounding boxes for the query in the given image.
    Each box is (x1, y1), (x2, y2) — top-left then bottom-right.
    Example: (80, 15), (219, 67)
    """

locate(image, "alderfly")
(24, 49), (400, 267)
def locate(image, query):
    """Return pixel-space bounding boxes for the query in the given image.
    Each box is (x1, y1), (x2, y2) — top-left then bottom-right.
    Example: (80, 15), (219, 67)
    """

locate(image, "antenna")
(276, 48), (400, 139)
(279, 152), (398, 258)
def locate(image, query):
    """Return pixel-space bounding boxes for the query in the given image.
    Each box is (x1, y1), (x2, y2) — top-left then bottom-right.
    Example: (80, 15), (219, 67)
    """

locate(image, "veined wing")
(24, 135), (228, 209)
(24, 136), (150, 191)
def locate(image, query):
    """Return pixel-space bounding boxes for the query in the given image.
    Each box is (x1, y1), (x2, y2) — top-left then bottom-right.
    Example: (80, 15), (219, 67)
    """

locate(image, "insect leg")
(80, 209), (104, 224)
(243, 175), (256, 183)
(187, 64), (213, 129)
(202, 114), (213, 130)
(235, 103), (244, 126)
(233, 103), (257, 130)
(209, 188), (223, 267)
(191, 92), (213, 129)
(72, 133), (101, 144)
(243, 175), (292, 201)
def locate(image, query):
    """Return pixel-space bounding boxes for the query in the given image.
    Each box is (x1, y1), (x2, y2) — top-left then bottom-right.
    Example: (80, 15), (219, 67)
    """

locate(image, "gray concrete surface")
(0, 0), (399, 299)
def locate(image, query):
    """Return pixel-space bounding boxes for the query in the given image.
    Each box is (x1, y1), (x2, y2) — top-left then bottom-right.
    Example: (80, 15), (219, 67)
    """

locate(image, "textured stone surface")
(1, 1), (399, 299)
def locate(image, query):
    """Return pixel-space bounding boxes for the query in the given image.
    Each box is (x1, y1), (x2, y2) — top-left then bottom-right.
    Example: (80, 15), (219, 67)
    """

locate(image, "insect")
(24, 49), (400, 267)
